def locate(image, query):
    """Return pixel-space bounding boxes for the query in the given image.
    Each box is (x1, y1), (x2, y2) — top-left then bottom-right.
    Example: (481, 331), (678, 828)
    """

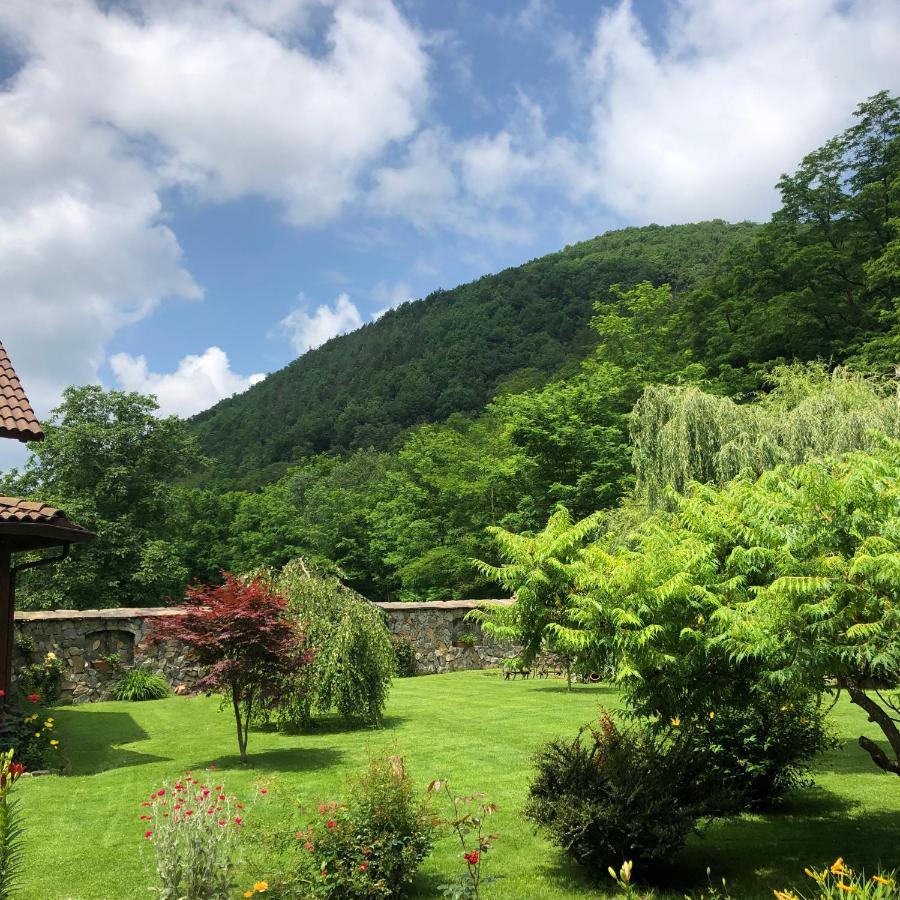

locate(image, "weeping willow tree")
(631, 365), (900, 506)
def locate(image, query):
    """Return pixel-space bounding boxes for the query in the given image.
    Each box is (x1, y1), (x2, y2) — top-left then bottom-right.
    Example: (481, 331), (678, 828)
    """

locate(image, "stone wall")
(13, 599), (520, 703)
(376, 599), (520, 675)
(13, 608), (204, 704)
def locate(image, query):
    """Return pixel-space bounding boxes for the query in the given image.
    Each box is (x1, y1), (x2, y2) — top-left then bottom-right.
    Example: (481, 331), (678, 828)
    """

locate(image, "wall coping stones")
(372, 599), (512, 611)
(16, 607), (187, 621)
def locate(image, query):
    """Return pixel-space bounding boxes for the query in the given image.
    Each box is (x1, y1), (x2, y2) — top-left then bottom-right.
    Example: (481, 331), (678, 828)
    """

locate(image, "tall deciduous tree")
(3, 386), (201, 609)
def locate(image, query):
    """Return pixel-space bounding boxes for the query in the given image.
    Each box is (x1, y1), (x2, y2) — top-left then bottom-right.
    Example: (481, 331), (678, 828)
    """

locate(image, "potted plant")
(452, 633), (478, 649)
(91, 652), (123, 674)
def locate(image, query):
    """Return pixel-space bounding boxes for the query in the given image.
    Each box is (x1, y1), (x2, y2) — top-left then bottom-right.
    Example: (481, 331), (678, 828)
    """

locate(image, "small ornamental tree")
(152, 574), (311, 762)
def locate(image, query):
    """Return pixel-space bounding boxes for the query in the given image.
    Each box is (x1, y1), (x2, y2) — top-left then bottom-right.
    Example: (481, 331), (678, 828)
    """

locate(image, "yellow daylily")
(253, 882), (268, 893)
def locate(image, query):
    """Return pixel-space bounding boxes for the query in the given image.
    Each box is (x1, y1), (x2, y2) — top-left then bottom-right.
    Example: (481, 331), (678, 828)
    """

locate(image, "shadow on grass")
(192, 746), (345, 773)
(51, 707), (171, 775)
(527, 683), (618, 696)
(257, 714), (407, 737)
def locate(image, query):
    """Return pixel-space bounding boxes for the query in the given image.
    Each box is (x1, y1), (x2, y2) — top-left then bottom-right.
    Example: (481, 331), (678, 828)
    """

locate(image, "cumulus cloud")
(575, 0), (900, 222)
(0, 0), (428, 415)
(278, 294), (364, 354)
(109, 347), (265, 418)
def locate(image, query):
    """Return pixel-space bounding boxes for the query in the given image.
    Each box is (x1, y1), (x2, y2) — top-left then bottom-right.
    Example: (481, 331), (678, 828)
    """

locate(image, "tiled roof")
(0, 497), (69, 525)
(0, 340), (44, 442)
(0, 496), (94, 544)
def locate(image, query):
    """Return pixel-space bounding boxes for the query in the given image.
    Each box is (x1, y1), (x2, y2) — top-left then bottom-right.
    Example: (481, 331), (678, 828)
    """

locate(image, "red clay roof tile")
(0, 340), (44, 442)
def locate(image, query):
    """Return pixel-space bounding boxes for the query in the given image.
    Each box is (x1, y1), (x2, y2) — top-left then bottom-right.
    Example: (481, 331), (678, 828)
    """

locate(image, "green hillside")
(190, 221), (759, 486)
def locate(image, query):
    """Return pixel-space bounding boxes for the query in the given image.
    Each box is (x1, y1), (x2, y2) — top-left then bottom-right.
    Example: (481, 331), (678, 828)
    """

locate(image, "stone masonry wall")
(13, 599), (520, 704)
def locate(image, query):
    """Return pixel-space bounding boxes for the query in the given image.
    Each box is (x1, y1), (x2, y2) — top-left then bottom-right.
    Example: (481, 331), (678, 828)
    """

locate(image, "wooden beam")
(0, 548), (11, 702)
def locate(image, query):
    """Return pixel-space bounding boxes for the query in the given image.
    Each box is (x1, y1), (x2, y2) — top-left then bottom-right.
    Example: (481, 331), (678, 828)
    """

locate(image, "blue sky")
(1, 0), (899, 469)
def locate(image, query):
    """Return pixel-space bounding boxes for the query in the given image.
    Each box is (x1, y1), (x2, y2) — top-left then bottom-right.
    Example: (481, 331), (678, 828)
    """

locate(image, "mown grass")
(17, 670), (900, 899)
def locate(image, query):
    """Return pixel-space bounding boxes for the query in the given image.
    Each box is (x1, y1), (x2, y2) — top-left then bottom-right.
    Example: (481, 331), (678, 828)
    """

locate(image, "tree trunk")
(231, 685), (247, 763)
(839, 676), (900, 776)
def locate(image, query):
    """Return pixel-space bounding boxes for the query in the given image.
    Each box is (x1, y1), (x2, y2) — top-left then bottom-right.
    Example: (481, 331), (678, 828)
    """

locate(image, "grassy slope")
(18, 671), (900, 899)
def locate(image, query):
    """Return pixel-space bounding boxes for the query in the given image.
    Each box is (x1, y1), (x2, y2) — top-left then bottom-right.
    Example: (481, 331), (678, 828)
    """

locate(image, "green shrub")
(113, 669), (170, 702)
(679, 690), (837, 808)
(0, 704), (61, 771)
(265, 561), (394, 728)
(16, 652), (63, 705)
(297, 754), (433, 898)
(390, 635), (417, 678)
(525, 713), (718, 875)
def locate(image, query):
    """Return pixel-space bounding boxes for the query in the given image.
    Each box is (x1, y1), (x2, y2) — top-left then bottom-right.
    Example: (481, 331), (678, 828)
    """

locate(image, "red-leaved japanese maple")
(152, 574), (311, 762)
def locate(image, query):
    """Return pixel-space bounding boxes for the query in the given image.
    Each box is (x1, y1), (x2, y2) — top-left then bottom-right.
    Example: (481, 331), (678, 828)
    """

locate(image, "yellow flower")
(50, 739), (59, 746)
(671, 716), (681, 727)
(831, 858), (845, 875)
(44, 721), (53, 729)
(253, 882), (269, 893)
(243, 893), (253, 899)
(708, 711), (715, 720)
(836, 883), (857, 894)
(774, 890), (798, 900)
(34, 732), (40, 738)
(46, 652), (57, 661)
(871, 875), (893, 886)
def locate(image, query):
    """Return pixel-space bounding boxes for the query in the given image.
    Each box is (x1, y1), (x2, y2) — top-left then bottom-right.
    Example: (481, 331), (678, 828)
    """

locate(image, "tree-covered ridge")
(191, 220), (758, 487)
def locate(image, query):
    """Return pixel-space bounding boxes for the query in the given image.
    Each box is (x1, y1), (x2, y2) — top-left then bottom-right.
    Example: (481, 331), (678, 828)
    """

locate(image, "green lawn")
(17, 671), (900, 899)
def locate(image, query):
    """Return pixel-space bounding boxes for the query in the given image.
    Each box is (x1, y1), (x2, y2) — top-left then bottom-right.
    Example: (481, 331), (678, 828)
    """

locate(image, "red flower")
(144, 831), (153, 839)
(318, 804), (326, 813)
(464, 851), (480, 866)
(218, 820), (227, 826)
(305, 841), (313, 851)
(234, 817), (243, 825)
(327, 820), (336, 829)
(358, 863), (369, 872)
(259, 789), (268, 795)
(27, 693), (40, 703)
(157, 789), (166, 796)
(0, 689), (5, 698)
(9, 763), (25, 779)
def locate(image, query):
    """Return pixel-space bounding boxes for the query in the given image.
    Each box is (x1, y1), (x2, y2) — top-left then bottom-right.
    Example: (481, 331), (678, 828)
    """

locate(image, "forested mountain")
(191, 221), (758, 486)
(7, 91), (898, 609)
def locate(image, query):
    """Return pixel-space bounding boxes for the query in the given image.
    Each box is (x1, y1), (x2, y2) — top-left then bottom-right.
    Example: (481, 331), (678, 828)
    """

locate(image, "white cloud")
(109, 347), (265, 418)
(574, 0), (900, 222)
(278, 293), (364, 354)
(0, 0), (428, 416)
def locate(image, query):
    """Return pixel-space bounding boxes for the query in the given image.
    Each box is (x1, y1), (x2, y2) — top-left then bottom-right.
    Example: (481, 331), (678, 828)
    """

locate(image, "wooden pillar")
(0, 548), (11, 702)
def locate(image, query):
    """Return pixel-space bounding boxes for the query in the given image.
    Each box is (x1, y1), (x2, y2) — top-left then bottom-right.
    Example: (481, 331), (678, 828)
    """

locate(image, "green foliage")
(775, 860), (900, 899)
(192, 222), (753, 487)
(631, 366), (900, 506)
(269, 561), (394, 728)
(567, 441), (900, 777)
(471, 507), (602, 684)
(296, 754), (434, 899)
(113, 669), (171, 702)
(524, 713), (715, 875)
(680, 691), (837, 807)
(389, 634), (417, 678)
(2, 385), (202, 610)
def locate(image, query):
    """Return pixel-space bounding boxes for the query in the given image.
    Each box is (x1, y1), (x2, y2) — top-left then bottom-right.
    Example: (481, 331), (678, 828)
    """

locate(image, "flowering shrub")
(427, 780), (500, 899)
(0, 698), (61, 771)
(0, 750), (26, 898)
(296, 754), (433, 898)
(17, 651), (63, 704)
(525, 712), (717, 875)
(141, 770), (252, 900)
